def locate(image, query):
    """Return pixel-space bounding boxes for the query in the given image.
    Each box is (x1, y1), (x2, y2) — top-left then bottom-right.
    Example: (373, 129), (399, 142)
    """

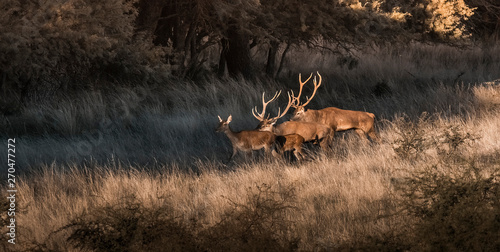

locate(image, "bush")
(392, 114), (478, 161)
(201, 183), (300, 251)
(0, 0), (169, 103)
(391, 113), (434, 160)
(396, 161), (500, 251)
(62, 183), (299, 251)
(64, 195), (198, 252)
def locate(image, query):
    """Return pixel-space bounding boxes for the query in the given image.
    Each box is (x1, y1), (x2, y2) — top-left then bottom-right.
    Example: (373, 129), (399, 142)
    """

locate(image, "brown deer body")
(252, 92), (332, 160)
(216, 115), (276, 162)
(290, 72), (378, 141)
(292, 107), (377, 140)
(268, 121), (332, 148)
(274, 134), (306, 161)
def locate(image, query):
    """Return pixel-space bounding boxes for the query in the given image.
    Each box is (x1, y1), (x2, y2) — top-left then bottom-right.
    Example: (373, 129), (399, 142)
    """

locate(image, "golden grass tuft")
(1, 44), (500, 251)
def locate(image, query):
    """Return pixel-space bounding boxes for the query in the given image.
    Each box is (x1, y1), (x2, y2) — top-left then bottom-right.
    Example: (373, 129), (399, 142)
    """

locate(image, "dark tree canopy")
(1, 0), (497, 109)
(135, 0), (477, 78)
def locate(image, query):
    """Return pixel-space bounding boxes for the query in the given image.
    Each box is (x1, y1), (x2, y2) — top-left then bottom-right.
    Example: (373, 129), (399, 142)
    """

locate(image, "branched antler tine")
(302, 72), (322, 107)
(252, 106), (264, 121)
(295, 72), (313, 106)
(259, 92), (269, 119)
(267, 90), (281, 103)
(315, 71), (322, 88)
(253, 91), (281, 121)
(299, 72), (313, 86)
(290, 90), (299, 107)
(274, 92), (293, 120)
(260, 92), (266, 110)
(283, 92), (293, 115)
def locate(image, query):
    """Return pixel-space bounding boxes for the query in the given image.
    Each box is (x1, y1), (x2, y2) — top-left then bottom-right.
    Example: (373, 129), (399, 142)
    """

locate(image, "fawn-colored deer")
(216, 115), (276, 162)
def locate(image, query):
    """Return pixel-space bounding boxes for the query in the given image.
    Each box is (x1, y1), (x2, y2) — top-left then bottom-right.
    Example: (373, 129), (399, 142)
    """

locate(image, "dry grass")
(1, 43), (500, 251)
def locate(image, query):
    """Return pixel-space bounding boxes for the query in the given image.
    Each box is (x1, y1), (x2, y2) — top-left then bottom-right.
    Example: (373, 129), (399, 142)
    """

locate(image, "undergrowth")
(59, 183), (298, 252)
(1, 44), (500, 251)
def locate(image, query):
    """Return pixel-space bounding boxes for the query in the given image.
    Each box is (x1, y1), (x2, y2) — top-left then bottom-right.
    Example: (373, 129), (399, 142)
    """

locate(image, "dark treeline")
(0, 0), (499, 113)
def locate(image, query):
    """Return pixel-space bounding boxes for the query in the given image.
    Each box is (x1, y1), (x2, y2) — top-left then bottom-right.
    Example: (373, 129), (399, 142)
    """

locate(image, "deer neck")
(222, 126), (240, 144)
(303, 109), (319, 121)
(258, 125), (274, 133)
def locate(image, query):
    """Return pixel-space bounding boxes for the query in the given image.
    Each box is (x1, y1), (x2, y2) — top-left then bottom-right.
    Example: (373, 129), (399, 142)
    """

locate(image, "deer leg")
(271, 149), (281, 159)
(313, 135), (320, 145)
(270, 142), (281, 159)
(319, 137), (330, 149)
(246, 150), (253, 160)
(367, 127), (379, 143)
(227, 147), (238, 163)
(295, 141), (305, 161)
(293, 149), (302, 161)
(355, 129), (370, 141)
(264, 145), (272, 157)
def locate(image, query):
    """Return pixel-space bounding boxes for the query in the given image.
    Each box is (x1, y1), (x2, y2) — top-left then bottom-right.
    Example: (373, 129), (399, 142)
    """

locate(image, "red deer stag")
(290, 72), (378, 141)
(252, 91), (332, 160)
(216, 115), (276, 162)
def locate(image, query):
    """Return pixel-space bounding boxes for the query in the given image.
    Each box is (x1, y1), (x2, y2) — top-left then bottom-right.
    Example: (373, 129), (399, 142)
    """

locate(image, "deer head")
(216, 115), (232, 132)
(253, 91), (293, 131)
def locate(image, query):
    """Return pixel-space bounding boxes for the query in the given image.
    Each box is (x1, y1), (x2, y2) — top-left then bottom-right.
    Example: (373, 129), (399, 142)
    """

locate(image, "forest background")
(1, 0), (500, 251)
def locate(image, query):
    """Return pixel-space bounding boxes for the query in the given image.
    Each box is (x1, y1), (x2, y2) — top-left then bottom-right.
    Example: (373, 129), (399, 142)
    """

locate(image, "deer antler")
(268, 92), (293, 122)
(291, 72), (313, 107)
(252, 91), (281, 121)
(301, 71), (322, 107)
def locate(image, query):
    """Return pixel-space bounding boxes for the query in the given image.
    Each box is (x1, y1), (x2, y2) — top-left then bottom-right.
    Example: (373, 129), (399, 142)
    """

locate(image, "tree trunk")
(224, 26), (253, 79)
(135, 0), (164, 39)
(276, 42), (291, 77)
(266, 41), (279, 78)
(218, 38), (228, 78)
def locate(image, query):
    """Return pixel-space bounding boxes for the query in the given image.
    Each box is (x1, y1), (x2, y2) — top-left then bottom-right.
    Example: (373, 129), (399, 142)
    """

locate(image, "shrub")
(0, 0), (169, 103)
(62, 183), (299, 251)
(64, 195), (198, 252)
(201, 183), (300, 251)
(391, 113), (434, 160)
(396, 161), (500, 251)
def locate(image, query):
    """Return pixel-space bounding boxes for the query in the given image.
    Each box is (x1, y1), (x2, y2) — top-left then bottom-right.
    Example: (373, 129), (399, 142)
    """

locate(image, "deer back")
(235, 130), (275, 147)
(275, 121), (329, 142)
(317, 107), (375, 131)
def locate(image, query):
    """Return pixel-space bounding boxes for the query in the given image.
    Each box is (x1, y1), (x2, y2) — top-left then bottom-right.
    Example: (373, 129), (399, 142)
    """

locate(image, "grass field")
(1, 43), (500, 251)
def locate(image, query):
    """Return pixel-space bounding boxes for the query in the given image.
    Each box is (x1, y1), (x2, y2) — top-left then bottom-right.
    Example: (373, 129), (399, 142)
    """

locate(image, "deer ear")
(270, 119), (278, 125)
(227, 115), (232, 123)
(218, 115), (222, 122)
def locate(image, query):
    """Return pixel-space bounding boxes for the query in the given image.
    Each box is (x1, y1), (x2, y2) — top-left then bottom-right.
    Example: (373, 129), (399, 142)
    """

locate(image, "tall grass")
(1, 43), (500, 251)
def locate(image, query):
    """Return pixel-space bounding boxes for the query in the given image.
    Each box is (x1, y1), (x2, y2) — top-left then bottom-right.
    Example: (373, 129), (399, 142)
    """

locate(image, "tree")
(465, 0), (500, 42)
(134, 0), (476, 79)
(0, 0), (480, 111)
(0, 0), (167, 107)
